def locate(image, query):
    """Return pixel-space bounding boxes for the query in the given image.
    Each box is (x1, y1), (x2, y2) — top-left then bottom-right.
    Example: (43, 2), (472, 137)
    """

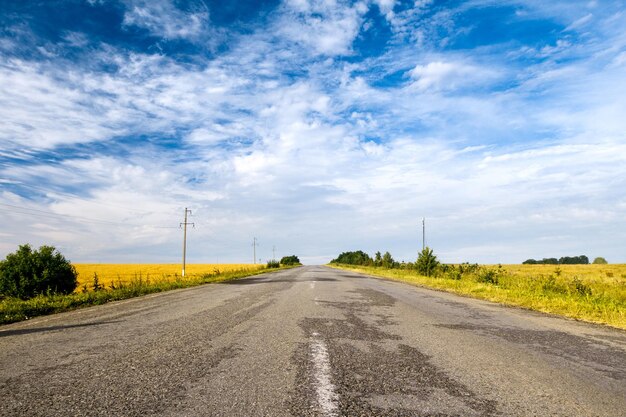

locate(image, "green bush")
(266, 260), (280, 268)
(0, 244), (77, 299)
(416, 247), (439, 277)
(477, 268), (498, 285)
(592, 257), (608, 264)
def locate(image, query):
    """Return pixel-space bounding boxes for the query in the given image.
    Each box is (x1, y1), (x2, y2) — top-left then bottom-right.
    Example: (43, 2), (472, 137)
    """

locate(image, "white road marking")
(310, 332), (338, 416)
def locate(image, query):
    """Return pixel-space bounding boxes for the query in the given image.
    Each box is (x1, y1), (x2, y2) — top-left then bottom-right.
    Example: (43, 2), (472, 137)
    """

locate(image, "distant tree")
(542, 258), (559, 265)
(524, 256), (589, 265)
(0, 244), (77, 299)
(330, 251), (373, 266)
(280, 255), (301, 266)
(559, 255), (589, 265)
(374, 251), (382, 267)
(416, 247), (439, 277)
(382, 251), (394, 269)
(592, 257), (608, 264)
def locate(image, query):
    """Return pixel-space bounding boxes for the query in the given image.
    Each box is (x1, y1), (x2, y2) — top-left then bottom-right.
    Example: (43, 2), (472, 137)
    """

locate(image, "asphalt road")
(1, 266), (625, 417)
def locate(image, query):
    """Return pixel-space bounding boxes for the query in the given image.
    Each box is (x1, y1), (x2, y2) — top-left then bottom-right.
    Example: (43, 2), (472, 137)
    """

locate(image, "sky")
(0, 0), (625, 265)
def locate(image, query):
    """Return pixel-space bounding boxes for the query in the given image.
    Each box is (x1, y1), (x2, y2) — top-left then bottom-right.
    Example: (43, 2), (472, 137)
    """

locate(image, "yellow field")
(73, 263), (264, 291)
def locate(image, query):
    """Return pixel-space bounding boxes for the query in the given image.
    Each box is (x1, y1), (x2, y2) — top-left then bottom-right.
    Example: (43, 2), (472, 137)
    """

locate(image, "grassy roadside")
(0, 266), (297, 325)
(328, 264), (626, 330)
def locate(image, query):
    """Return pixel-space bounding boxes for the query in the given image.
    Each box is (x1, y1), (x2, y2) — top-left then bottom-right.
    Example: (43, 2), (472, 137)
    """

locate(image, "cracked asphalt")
(1, 265), (625, 416)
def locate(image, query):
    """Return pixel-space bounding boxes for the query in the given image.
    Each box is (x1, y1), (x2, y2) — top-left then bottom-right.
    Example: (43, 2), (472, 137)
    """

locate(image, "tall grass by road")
(0, 264), (280, 325)
(329, 264), (626, 330)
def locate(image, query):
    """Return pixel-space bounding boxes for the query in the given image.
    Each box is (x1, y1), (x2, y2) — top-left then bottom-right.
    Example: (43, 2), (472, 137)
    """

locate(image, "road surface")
(1, 266), (625, 416)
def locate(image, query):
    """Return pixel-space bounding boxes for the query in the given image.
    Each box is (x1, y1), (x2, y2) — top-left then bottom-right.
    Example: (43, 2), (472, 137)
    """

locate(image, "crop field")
(73, 264), (264, 292)
(330, 263), (626, 329)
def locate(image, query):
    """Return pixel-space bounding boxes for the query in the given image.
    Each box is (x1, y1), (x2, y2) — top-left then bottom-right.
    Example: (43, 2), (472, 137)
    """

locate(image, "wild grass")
(329, 264), (626, 330)
(0, 264), (278, 325)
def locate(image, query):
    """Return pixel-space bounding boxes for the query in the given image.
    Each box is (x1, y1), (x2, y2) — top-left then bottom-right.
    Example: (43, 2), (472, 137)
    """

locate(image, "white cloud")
(122, 0), (209, 39)
(277, 0), (367, 56)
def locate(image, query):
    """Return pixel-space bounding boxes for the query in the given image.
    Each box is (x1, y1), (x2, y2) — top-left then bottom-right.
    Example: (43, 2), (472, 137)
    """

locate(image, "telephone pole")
(180, 208), (194, 277)
(422, 217), (426, 251)
(252, 237), (259, 264)
(272, 245), (276, 261)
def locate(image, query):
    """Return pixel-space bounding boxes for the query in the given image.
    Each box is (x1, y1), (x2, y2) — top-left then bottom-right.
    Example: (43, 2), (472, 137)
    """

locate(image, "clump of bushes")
(266, 260), (280, 268)
(0, 244), (77, 299)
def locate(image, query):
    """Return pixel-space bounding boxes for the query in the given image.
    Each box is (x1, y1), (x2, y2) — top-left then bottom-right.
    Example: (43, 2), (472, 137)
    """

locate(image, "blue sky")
(1, 0), (625, 264)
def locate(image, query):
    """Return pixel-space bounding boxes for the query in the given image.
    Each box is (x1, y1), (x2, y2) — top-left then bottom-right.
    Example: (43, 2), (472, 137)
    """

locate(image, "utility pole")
(180, 208), (194, 277)
(422, 217), (426, 251)
(252, 237), (259, 264)
(272, 245), (276, 261)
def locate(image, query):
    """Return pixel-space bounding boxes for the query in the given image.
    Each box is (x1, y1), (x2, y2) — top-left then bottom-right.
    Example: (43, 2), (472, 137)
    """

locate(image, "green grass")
(328, 264), (626, 330)
(0, 266), (296, 325)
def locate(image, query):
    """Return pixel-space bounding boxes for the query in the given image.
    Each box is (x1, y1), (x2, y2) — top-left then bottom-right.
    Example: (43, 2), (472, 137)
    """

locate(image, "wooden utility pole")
(180, 208), (194, 277)
(422, 217), (426, 251)
(253, 237), (259, 264)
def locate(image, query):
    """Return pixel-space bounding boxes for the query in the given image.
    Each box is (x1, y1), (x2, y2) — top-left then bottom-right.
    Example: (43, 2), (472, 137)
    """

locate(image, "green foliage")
(476, 268), (499, 284)
(524, 255), (589, 265)
(593, 257), (608, 264)
(571, 277), (592, 296)
(0, 244), (77, 299)
(416, 247), (439, 277)
(330, 250), (373, 266)
(280, 255), (301, 266)
(381, 251), (395, 269)
(266, 260), (280, 268)
(374, 251), (382, 267)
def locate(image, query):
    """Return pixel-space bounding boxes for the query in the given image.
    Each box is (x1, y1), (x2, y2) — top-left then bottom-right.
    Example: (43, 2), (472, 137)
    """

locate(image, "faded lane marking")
(311, 331), (338, 416)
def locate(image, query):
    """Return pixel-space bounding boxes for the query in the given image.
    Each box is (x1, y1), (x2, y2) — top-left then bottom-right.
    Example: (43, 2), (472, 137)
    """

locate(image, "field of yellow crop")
(73, 263), (264, 292)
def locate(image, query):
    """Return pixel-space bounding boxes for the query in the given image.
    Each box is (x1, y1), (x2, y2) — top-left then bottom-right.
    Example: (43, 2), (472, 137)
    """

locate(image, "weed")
(571, 277), (592, 297)
(477, 268), (498, 285)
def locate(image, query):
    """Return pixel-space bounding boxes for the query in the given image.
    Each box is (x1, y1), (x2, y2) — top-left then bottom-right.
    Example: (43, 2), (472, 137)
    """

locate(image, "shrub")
(0, 244), (77, 299)
(266, 260), (280, 268)
(416, 247), (439, 277)
(593, 257), (608, 264)
(477, 268), (498, 285)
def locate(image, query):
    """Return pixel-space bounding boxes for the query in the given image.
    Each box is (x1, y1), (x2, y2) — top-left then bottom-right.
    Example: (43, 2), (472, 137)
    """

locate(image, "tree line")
(523, 255), (607, 265)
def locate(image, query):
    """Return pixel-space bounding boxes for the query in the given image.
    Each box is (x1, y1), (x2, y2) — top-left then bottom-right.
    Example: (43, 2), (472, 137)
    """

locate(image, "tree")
(279, 255), (301, 266)
(382, 251), (394, 269)
(0, 244), (77, 299)
(330, 251), (373, 266)
(592, 257), (608, 264)
(416, 247), (439, 277)
(374, 251), (382, 267)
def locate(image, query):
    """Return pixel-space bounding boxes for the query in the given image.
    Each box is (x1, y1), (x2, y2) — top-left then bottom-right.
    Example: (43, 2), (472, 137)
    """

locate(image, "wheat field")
(73, 263), (264, 292)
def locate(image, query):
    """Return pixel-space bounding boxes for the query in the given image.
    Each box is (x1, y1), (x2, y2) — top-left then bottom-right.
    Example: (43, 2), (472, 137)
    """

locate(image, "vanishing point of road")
(1, 266), (625, 416)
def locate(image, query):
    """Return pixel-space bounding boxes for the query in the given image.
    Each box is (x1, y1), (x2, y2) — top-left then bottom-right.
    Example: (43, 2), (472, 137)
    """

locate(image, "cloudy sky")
(1, 0), (625, 265)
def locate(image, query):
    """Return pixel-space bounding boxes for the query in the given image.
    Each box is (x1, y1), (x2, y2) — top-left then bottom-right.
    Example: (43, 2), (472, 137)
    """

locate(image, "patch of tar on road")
(438, 324), (626, 380)
(290, 287), (499, 416)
